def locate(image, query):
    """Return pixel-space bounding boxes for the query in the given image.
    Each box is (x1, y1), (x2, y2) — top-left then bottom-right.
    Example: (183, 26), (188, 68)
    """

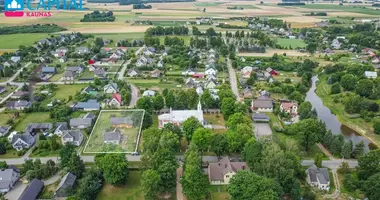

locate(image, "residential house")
(3, 61), (14, 67)
(104, 129), (122, 145)
(0, 167), (20, 193)
(108, 93), (122, 108)
(182, 69), (195, 76)
(0, 86), (5, 94)
(10, 56), (21, 63)
(66, 66), (83, 76)
(142, 90), (155, 97)
(158, 102), (203, 128)
(127, 69), (139, 77)
(88, 65), (96, 72)
(254, 123), (273, 139)
(41, 67), (56, 74)
(316, 21), (329, 28)
(110, 117), (133, 128)
(306, 164), (330, 191)
(56, 47), (68, 54)
(11, 91), (28, 99)
(331, 39), (341, 49)
(103, 83), (119, 94)
(62, 130), (84, 146)
(157, 60), (164, 68)
(251, 96), (273, 112)
(192, 73), (205, 79)
(208, 157), (248, 185)
(54, 172), (76, 198)
(364, 71), (378, 79)
(11, 134), (35, 151)
(73, 99), (100, 111)
(185, 78), (196, 88)
(256, 72), (266, 81)
(54, 122), (69, 137)
(63, 71), (74, 81)
(18, 179), (44, 200)
(59, 56), (67, 63)
(280, 102), (298, 116)
(241, 87), (253, 98)
(252, 113), (270, 122)
(207, 74), (217, 82)
(69, 118), (92, 129)
(241, 66), (254, 78)
(6, 100), (31, 110)
(76, 47), (90, 55)
(0, 126), (10, 137)
(24, 123), (52, 135)
(38, 39), (52, 46)
(204, 80), (217, 89)
(372, 57), (380, 64)
(94, 68), (106, 78)
(266, 67), (279, 76)
(205, 68), (217, 76)
(83, 113), (96, 121)
(150, 69), (161, 78)
(81, 86), (97, 96)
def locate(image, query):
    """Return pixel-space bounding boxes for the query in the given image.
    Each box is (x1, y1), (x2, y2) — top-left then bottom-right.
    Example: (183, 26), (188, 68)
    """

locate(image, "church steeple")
(197, 100), (202, 111)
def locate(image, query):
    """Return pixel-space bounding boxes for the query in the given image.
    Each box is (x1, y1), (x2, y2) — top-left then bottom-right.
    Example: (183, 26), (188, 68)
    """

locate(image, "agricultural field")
(276, 38), (307, 48)
(0, 33), (50, 49)
(84, 110), (144, 153)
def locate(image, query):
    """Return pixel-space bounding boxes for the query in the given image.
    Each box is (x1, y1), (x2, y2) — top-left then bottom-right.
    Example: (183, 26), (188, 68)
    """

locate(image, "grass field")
(228, 4), (259, 9)
(84, 110), (144, 153)
(14, 112), (52, 131)
(194, 2), (224, 7)
(209, 185), (229, 200)
(298, 4), (380, 15)
(0, 33), (50, 49)
(0, 149), (22, 159)
(273, 71), (302, 83)
(97, 170), (143, 200)
(50, 84), (87, 101)
(127, 79), (178, 90)
(204, 113), (225, 126)
(276, 38), (307, 48)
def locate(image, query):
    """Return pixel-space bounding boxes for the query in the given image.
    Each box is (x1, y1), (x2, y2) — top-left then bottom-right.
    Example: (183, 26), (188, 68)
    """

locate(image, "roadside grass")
(337, 171), (365, 198)
(96, 170), (143, 200)
(276, 38), (307, 48)
(209, 185), (230, 200)
(0, 33), (50, 49)
(316, 74), (380, 148)
(14, 112), (52, 132)
(204, 113), (225, 126)
(84, 110), (143, 153)
(0, 149), (22, 159)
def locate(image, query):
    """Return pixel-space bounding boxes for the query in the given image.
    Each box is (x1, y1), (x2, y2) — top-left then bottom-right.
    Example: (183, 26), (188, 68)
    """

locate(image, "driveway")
(227, 58), (240, 101)
(5, 181), (27, 200)
(129, 84), (139, 107)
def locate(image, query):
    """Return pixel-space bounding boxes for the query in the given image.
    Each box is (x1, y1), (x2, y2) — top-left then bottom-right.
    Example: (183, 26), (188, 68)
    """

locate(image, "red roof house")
(88, 59), (95, 65)
(192, 73), (205, 78)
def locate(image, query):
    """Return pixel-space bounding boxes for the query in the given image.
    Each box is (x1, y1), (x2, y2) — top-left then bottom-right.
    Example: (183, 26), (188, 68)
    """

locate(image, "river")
(305, 75), (373, 151)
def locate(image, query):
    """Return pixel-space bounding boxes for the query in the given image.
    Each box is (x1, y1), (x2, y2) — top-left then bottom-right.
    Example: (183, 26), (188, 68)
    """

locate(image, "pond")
(305, 75), (373, 152)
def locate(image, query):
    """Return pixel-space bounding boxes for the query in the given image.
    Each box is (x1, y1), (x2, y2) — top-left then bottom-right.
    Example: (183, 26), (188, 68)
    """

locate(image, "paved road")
(176, 166), (186, 200)
(129, 83), (139, 107)
(226, 58), (240, 101)
(118, 60), (131, 81)
(301, 159), (358, 169)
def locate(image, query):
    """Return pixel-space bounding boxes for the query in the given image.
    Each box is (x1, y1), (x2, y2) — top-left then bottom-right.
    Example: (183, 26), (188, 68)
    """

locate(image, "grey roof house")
(110, 117), (133, 128)
(62, 130), (84, 146)
(0, 168), (20, 193)
(24, 123), (53, 135)
(252, 113), (270, 122)
(54, 172), (76, 198)
(12, 134), (36, 151)
(54, 122), (69, 136)
(306, 164), (330, 191)
(69, 118), (92, 129)
(251, 96), (273, 112)
(73, 99), (100, 111)
(0, 126), (11, 137)
(18, 178), (44, 200)
(41, 67), (56, 74)
(104, 129), (122, 145)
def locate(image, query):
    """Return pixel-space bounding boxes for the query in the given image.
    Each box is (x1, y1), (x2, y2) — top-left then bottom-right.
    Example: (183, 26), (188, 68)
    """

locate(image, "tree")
(362, 173), (380, 200)
(306, 43), (317, 54)
(0, 142), (6, 155)
(242, 139), (263, 170)
(314, 153), (323, 168)
(352, 141), (365, 159)
(136, 96), (153, 113)
(228, 171), (280, 200)
(288, 119), (326, 152)
(298, 101), (316, 120)
(356, 79), (374, 97)
(210, 134), (228, 157)
(358, 149), (380, 180)
(226, 112), (251, 131)
(182, 117), (203, 142)
(181, 146), (209, 200)
(165, 90), (175, 108)
(95, 154), (129, 186)
(340, 74), (356, 91)
(65, 152), (85, 178)
(142, 112), (153, 129)
(153, 94), (164, 111)
(59, 144), (76, 169)
(330, 82), (341, 94)
(343, 174), (357, 191)
(75, 168), (104, 200)
(163, 123), (182, 141)
(341, 141), (353, 159)
(221, 97), (236, 120)
(374, 118), (380, 134)
(191, 128), (212, 152)
(141, 169), (161, 200)
(201, 90), (215, 109)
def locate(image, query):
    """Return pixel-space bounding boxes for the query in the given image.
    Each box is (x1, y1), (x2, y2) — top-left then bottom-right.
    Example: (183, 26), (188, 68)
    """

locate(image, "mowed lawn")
(14, 112), (52, 131)
(51, 84), (87, 100)
(97, 171), (143, 200)
(0, 33), (49, 49)
(209, 185), (230, 200)
(128, 79), (178, 90)
(277, 38), (306, 48)
(85, 111), (143, 153)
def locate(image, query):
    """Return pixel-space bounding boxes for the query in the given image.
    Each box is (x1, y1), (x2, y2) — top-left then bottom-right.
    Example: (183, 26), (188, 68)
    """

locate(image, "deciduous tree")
(182, 117), (203, 142)
(191, 128), (212, 152)
(95, 154), (129, 186)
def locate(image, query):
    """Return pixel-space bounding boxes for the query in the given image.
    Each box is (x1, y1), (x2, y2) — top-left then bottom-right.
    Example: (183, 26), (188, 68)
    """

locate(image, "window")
(226, 175), (229, 178)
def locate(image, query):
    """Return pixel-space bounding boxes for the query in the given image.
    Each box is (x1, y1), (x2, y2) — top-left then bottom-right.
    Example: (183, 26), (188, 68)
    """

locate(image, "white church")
(158, 102), (204, 128)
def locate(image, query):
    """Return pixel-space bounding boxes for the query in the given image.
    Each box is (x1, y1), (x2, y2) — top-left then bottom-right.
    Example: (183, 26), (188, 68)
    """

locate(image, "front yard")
(0, 85), (17, 99)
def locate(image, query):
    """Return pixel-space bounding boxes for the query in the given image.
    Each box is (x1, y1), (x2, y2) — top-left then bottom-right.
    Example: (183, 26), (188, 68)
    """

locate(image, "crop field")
(84, 110), (144, 153)
(0, 33), (50, 49)
(277, 38), (307, 48)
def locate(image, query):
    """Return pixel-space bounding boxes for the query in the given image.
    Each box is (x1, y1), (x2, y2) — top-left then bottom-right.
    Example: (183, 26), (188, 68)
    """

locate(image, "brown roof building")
(208, 157), (248, 185)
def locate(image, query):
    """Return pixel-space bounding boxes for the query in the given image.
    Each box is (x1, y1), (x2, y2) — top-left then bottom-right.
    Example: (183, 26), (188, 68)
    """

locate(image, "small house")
(69, 118), (92, 129)
(208, 157), (248, 185)
(142, 90), (155, 97)
(0, 167), (20, 193)
(62, 130), (84, 146)
(104, 129), (122, 145)
(0, 126), (10, 137)
(41, 67), (56, 74)
(108, 93), (122, 108)
(54, 172), (76, 198)
(150, 69), (161, 78)
(0, 86), (6, 94)
(127, 69), (139, 77)
(73, 99), (100, 111)
(110, 117), (133, 128)
(364, 71), (377, 79)
(251, 96), (273, 112)
(94, 68), (106, 78)
(54, 122), (69, 137)
(12, 134), (35, 151)
(18, 179), (44, 200)
(280, 102), (298, 116)
(306, 164), (330, 191)
(252, 113), (270, 122)
(103, 83), (119, 94)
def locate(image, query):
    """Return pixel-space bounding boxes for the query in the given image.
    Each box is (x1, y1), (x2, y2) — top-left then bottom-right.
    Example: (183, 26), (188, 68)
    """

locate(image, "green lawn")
(14, 112), (52, 132)
(277, 38), (307, 48)
(152, 21), (187, 27)
(0, 86), (17, 99)
(273, 71), (302, 83)
(0, 149), (23, 159)
(338, 171), (365, 198)
(84, 110), (144, 153)
(204, 113), (225, 126)
(51, 84), (87, 101)
(209, 185), (230, 200)
(97, 170), (143, 200)
(298, 4), (380, 15)
(128, 79), (178, 90)
(0, 33), (50, 49)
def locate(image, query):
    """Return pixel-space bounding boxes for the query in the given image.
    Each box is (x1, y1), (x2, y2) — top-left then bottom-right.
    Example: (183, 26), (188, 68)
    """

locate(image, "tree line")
(80, 11), (115, 22)
(0, 24), (66, 35)
(119, 0), (194, 5)
(132, 3), (152, 9)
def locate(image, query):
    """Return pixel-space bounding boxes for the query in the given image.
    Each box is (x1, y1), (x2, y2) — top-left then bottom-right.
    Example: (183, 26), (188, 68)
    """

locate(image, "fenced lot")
(83, 110), (144, 153)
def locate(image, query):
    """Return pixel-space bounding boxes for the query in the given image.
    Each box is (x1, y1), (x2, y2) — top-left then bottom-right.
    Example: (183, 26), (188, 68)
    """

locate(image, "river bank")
(314, 74), (380, 149)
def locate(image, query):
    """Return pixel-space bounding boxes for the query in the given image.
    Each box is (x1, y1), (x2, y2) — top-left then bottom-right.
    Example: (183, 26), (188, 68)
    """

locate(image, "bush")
(373, 118), (380, 134)
(330, 83), (341, 94)
(0, 24), (66, 35)
(343, 174), (357, 191)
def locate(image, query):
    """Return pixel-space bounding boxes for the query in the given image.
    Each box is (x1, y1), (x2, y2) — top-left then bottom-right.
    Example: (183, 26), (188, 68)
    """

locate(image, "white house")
(11, 134), (35, 151)
(364, 71), (378, 79)
(107, 93), (122, 108)
(204, 80), (217, 89)
(10, 56), (21, 63)
(62, 130), (84, 146)
(54, 122), (69, 137)
(142, 90), (155, 97)
(205, 68), (217, 76)
(127, 69), (139, 77)
(158, 102), (203, 128)
(208, 157), (248, 185)
(104, 129), (122, 145)
(306, 164), (330, 191)
(280, 102), (298, 116)
(103, 83), (119, 94)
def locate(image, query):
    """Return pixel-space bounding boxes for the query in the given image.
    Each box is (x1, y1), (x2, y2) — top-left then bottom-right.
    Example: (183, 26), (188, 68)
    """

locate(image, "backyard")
(84, 110), (144, 153)
(14, 112), (52, 132)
